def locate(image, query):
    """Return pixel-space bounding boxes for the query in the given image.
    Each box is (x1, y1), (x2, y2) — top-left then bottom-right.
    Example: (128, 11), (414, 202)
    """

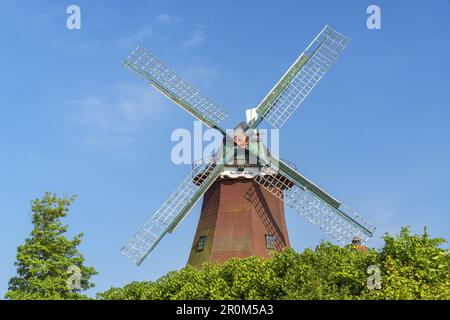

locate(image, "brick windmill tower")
(120, 26), (376, 267)
(187, 122), (293, 266)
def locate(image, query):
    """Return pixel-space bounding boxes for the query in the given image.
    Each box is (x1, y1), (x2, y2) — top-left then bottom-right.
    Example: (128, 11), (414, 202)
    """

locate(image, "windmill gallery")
(119, 25), (376, 267)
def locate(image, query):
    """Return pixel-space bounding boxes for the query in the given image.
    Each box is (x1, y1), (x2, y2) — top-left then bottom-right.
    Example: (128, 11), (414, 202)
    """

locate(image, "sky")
(0, 0), (449, 298)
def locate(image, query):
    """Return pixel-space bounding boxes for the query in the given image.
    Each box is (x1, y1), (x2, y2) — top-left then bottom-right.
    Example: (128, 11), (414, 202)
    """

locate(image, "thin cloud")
(117, 83), (166, 122)
(68, 83), (169, 148)
(117, 25), (154, 48)
(155, 14), (179, 24)
(181, 28), (205, 49)
(185, 66), (219, 89)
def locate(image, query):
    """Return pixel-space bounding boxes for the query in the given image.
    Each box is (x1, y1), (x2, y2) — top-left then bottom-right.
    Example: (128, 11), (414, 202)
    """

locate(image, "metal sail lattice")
(254, 161), (375, 243)
(258, 25), (350, 128)
(120, 25), (376, 267)
(123, 46), (229, 128)
(121, 160), (222, 265)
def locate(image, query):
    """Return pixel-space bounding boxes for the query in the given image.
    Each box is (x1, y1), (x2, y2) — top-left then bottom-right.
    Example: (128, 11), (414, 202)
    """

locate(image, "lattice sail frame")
(123, 46), (229, 128)
(121, 25), (376, 266)
(121, 160), (223, 265)
(256, 25), (350, 129)
(254, 160), (375, 243)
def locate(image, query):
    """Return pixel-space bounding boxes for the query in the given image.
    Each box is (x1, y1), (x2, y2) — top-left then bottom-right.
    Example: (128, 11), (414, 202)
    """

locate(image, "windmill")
(120, 25), (376, 267)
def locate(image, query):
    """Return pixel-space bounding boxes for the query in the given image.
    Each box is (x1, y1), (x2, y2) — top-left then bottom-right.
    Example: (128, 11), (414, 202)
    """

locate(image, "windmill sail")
(123, 46), (229, 128)
(119, 25), (376, 267)
(254, 156), (375, 243)
(121, 160), (224, 266)
(252, 25), (350, 129)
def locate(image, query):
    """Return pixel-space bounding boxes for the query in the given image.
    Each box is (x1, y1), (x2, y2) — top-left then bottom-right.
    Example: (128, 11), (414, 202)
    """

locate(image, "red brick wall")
(187, 178), (290, 267)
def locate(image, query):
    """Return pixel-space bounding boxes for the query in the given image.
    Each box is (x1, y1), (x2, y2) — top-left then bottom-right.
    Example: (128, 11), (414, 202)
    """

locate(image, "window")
(265, 234), (276, 250)
(197, 235), (207, 252)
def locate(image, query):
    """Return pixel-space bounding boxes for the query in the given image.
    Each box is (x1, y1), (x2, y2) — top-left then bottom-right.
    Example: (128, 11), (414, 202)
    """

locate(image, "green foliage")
(5, 192), (97, 300)
(278, 243), (378, 299)
(99, 227), (449, 300)
(362, 227), (449, 300)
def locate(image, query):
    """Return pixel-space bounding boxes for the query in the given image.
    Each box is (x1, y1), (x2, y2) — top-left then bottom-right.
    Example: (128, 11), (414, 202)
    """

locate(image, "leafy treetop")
(98, 227), (449, 300)
(6, 192), (97, 300)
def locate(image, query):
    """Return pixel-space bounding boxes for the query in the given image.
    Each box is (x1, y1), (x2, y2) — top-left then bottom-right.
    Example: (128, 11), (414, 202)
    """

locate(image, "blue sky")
(0, 0), (449, 297)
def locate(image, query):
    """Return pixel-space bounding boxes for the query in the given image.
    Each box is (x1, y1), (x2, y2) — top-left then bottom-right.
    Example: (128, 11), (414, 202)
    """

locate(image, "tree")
(275, 243), (378, 299)
(361, 227), (450, 300)
(98, 227), (449, 300)
(5, 192), (97, 300)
